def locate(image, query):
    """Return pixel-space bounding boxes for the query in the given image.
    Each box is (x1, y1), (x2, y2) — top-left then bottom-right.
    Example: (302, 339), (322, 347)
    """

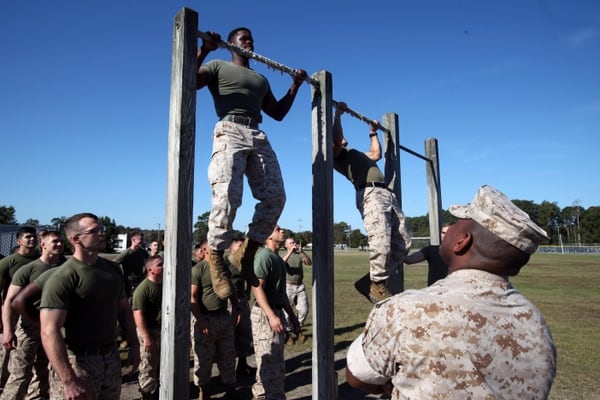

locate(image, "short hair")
(130, 231), (143, 239)
(228, 27), (251, 42)
(40, 230), (61, 240)
(64, 213), (99, 237)
(16, 226), (36, 239)
(145, 254), (163, 267)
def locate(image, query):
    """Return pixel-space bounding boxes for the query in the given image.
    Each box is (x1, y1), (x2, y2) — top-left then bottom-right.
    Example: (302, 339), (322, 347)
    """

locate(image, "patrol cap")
(448, 185), (550, 254)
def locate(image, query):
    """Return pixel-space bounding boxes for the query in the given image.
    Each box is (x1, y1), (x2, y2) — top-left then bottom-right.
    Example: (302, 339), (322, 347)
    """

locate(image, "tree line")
(2, 198), (599, 254)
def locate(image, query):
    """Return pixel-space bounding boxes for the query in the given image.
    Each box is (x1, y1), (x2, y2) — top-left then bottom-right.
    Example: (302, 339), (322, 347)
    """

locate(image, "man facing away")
(333, 102), (411, 303)
(196, 27), (307, 299)
(39, 213), (140, 399)
(346, 185), (556, 399)
(113, 231), (148, 297)
(0, 230), (64, 400)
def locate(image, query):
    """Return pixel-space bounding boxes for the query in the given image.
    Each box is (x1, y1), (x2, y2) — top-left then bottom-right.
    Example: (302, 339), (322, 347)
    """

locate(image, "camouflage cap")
(448, 185), (550, 254)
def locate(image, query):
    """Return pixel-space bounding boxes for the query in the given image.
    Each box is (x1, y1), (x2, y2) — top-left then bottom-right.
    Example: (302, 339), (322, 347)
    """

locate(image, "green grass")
(293, 251), (600, 400)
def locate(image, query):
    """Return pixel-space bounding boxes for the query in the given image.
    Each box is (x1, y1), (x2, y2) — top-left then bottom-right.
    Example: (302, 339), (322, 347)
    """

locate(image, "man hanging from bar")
(196, 28), (307, 299)
(333, 102), (411, 303)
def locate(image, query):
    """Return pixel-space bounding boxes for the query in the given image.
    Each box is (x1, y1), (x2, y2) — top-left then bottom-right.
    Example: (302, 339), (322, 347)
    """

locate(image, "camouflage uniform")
(137, 327), (161, 394)
(347, 269), (556, 399)
(283, 252), (309, 329)
(0, 320), (48, 400)
(192, 311), (236, 386)
(251, 306), (286, 400)
(48, 349), (121, 400)
(358, 186), (411, 283)
(207, 121), (285, 250)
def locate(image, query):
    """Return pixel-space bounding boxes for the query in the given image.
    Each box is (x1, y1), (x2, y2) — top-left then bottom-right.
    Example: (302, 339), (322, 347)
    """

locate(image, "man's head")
(39, 230), (63, 258)
(441, 223), (450, 241)
(130, 232), (144, 249)
(64, 213), (106, 252)
(16, 227), (37, 253)
(266, 225), (286, 247)
(441, 185), (550, 276)
(149, 241), (159, 253)
(145, 255), (164, 283)
(193, 240), (209, 262)
(284, 237), (299, 252)
(227, 27), (254, 52)
(229, 235), (245, 254)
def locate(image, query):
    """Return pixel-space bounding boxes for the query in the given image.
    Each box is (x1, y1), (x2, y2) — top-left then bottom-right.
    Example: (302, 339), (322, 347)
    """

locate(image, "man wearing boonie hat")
(346, 185), (557, 399)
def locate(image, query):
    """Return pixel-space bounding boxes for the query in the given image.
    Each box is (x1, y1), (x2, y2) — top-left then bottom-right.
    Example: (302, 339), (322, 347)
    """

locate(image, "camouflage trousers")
(251, 305), (286, 400)
(0, 321), (48, 400)
(0, 334), (10, 388)
(49, 348), (121, 400)
(284, 283), (309, 328)
(137, 327), (161, 395)
(357, 186), (412, 283)
(234, 298), (253, 358)
(192, 311), (236, 386)
(207, 121), (285, 250)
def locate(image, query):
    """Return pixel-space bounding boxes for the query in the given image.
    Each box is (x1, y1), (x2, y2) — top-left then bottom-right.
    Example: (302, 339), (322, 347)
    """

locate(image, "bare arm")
(190, 284), (210, 336)
(2, 285), (22, 350)
(41, 308), (86, 398)
(11, 282), (42, 326)
(364, 120), (382, 161)
(196, 32), (220, 90)
(261, 69), (307, 121)
(251, 279), (285, 333)
(404, 250), (426, 265)
(333, 102), (346, 158)
(133, 309), (153, 354)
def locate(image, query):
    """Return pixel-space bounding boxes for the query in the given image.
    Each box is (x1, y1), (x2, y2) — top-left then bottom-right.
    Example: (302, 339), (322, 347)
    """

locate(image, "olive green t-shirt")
(254, 247), (286, 307)
(191, 260), (227, 312)
(284, 252), (305, 285)
(0, 252), (39, 300)
(40, 257), (125, 352)
(333, 147), (385, 187)
(201, 59), (272, 123)
(11, 258), (59, 288)
(132, 278), (162, 329)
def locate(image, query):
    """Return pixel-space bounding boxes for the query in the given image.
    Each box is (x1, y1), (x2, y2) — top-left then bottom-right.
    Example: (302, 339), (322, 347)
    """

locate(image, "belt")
(286, 281), (302, 286)
(221, 114), (259, 129)
(357, 182), (387, 190)
(204, 309), (228, 316)
(69, 343), (116, 356)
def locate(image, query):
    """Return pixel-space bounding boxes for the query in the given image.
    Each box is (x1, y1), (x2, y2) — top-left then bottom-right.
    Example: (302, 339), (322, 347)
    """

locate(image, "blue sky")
(1, 0), (598, 235)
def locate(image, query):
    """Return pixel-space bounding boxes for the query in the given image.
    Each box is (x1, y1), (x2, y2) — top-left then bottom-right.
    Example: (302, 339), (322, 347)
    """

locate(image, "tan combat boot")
(209, 249), (233, 299)
(230, 238), (260, 287)
(369, 280), (392, 303)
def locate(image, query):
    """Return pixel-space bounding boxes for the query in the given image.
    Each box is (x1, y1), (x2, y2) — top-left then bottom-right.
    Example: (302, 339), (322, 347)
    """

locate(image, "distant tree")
(333, 221), (351, 245)
(295, 231), (313, 247)
(0, 206), (17, 225)
(349, 229), (367, 248)
(99, 216), (120, 252)
(580, 206), (600, 243)
(193, 211), (210, 245)
(538, 201), (561, 244)
(406, 215), (429, 238)
(24, 218), (39, 227)
(50, 216), (67, 230)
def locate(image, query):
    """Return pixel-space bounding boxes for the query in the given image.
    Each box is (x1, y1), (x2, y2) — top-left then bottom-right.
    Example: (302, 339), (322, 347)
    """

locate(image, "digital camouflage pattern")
(357, 186), (411, 282)
(356, 269), (556, 399)
(251, 306), (286, 400)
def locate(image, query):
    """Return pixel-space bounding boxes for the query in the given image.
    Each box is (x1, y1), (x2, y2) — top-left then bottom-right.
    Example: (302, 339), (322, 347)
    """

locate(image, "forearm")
(41, 323), (76, 384)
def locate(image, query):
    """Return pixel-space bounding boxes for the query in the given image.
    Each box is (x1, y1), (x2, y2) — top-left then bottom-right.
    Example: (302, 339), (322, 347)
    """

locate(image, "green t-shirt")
(132, 278), (162, 329)
(191, 260), (227, 312)
(285, 252), (305, 285)
(201, 59), (272, 123)
(11, 258), (60, 288)
(254, 247), (286, 307)
(0, 253), (39, 300)
(333, 147), (385, 187)
(40, 257), (125, 352)
(113, 247), (148, 285)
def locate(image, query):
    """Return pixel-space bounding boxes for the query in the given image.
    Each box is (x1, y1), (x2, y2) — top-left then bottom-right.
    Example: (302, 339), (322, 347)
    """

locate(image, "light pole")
(157, 223), (161, 248)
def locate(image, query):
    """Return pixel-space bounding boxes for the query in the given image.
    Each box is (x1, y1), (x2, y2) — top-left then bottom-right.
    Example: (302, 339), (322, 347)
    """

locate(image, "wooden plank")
(310, 70), (337, 399)
(425, 138), (442, 245)
(160, 7), (197, 400)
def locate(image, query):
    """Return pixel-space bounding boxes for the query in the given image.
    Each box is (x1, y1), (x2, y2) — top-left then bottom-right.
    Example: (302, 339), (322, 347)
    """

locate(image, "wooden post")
(161, 7), (197, 400)
(382, 113), (404, 294)
(311, 70), (337, 399)
(425, 138), (442, 245)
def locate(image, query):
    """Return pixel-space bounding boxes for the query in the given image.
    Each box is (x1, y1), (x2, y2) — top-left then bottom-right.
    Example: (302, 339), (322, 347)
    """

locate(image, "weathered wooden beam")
(425, 138), (442, 245)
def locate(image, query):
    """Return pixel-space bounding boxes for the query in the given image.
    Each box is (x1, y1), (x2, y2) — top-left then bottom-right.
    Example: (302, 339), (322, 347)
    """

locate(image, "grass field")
(293, 251), (600, 400)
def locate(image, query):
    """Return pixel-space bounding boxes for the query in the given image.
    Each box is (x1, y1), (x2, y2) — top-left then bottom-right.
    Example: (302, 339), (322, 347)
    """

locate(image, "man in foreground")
(40, 213), (140, 399)
(346, 185), (556, 399)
